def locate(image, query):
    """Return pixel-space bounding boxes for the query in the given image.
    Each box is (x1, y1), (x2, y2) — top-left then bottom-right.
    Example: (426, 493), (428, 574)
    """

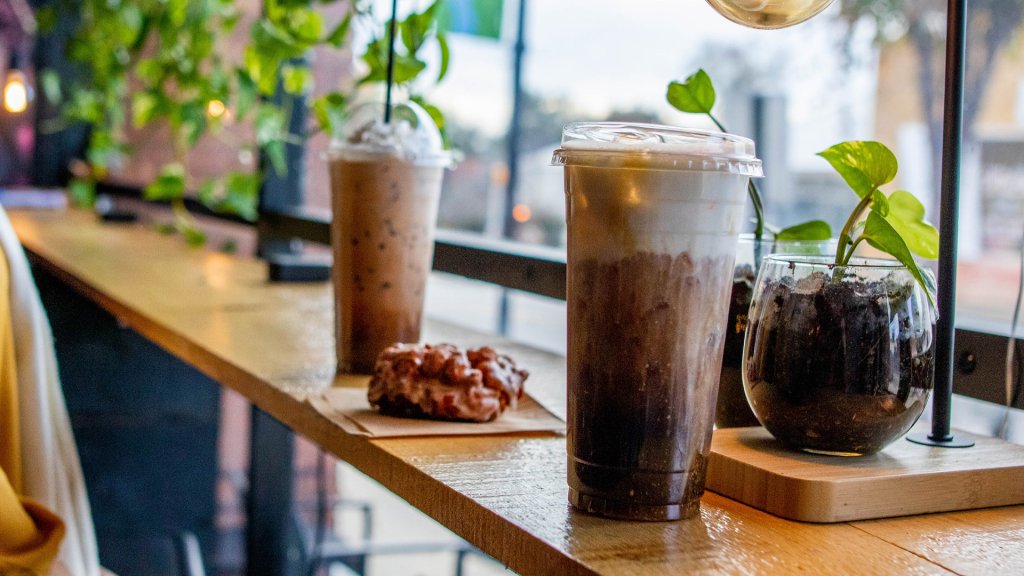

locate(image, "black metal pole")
(497, 0), (528, 336)
(908, 0), (974, 448)
(502, 0), (528, 240)
(384, 0), (399, 123)
(246, 407), (298, 576)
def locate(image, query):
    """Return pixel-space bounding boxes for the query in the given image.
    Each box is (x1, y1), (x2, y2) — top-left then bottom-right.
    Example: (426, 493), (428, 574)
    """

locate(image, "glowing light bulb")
(207, 99), (228, 119)
(4, 70), (29, 114)
(705, 0), (835, 29)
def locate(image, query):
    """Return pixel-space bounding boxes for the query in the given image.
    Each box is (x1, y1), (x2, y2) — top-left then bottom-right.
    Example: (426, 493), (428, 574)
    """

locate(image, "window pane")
(513, 1), (876, 247)
(953, 0), (1024, 327)
(431, 31), (514, 236)
(312, 0), (1024, 335)
(301, 1), (516, 234)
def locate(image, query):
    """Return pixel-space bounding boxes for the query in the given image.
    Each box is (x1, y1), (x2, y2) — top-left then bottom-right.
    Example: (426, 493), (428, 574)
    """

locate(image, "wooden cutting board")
(706, 426), (1024, 523)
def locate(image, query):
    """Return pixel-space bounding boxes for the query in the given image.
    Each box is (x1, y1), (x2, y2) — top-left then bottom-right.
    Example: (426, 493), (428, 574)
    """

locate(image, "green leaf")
(775, 220), (832, 241)
(862, 211), (935, 306)
(255, 104), (285, 145)
(235, 69), (257, 116)
(144, 163), (187, 201)
(312, 92), (348, 137)
(243, 38), (292, 95)
(410, 94), (445, 132)
(40, 70), (62, 105)
(222, 10), (241, 32)
(324, 12), (352, 47)
(817, 141), (898, 199)
(68, 179), (96, 208)
(207, 67), (230, 99)
(379, 55), (427, 85)
(136, 59), (164, 86)
(666, 69), (716, 115)
(220, 239), (239, 254)
(282, 64), (312, 95)
(221, 172), (260, 220)
(400, 17), (419, 54)
(286, 8), (324, 43)
(132, 92), (160, 127)
(168, 0), (188, 27)
(85, 130), (121, 170)
(885, 190), (940, 260)
(198, 180), (218, 207)
(181, 223), (207, 247)
(249, 20), (301, 92)
(871, 189), (890, 217)
(437, 32), (450, 83)
(118, 5), (146, 49)
(36, 6), (58, 33)
(265, 140), (288, 177)
(180, 101), (207, 146)
(360, 36), (388, 81)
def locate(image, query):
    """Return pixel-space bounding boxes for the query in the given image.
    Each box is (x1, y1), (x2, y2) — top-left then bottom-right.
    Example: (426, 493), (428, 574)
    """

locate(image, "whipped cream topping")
(331, 102), (451, 167)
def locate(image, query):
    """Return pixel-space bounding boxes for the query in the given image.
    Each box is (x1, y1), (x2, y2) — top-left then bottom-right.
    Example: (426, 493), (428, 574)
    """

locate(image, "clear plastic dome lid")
(329, 100), (452, 167)
(552, 122), (763, 176)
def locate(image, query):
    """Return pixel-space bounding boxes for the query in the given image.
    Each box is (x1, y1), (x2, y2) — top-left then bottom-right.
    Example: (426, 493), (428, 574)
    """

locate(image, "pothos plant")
(313, 0), (451, 141)
(40, 0), (272, 245)
(247, 0), (450, 145)
(666, 69), (832, 243)
(42, 0), (447, 245)
(666, 71), (938, 299)
(818, 140), (939, 302)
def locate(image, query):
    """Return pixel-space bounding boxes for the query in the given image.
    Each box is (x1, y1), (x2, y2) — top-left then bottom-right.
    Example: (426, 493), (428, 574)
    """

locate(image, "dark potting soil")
(716, 264), (761, 428)
(743, 270), (934, 455)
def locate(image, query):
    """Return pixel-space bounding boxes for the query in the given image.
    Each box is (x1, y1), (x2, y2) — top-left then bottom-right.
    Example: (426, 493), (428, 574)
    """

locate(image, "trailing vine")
(38, 0), (449, 245)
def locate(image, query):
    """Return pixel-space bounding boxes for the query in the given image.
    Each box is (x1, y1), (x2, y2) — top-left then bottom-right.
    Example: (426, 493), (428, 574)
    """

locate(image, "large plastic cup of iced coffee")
(328, 102), (451, 374)
(551, 122), (762, 521)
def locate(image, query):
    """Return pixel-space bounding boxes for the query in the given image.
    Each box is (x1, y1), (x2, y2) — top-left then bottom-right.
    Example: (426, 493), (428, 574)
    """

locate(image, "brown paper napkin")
(307, 387), (565, 438)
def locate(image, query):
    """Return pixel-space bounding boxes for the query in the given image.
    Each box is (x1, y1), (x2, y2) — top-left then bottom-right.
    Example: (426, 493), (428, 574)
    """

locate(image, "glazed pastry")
(368, 343), (528, 422)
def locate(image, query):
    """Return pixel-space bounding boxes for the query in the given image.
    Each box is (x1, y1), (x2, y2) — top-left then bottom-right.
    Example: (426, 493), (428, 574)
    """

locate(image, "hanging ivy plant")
(39, 0), (249, 243)
(38, 0), (449, 245)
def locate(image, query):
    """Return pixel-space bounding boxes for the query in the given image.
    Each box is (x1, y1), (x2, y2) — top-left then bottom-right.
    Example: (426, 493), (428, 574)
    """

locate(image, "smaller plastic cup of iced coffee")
(328, 102), (452, 374)
(551, 122), (762, 521)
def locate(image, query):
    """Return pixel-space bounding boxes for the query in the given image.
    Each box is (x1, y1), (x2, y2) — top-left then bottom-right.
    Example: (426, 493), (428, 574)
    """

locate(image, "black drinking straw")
(907, 0), (974, 449)
(384, 0), (399, 123)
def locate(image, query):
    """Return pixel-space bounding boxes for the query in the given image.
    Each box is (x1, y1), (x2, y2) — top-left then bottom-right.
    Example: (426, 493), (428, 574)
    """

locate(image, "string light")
(207, 99), (228, 119)
(3, 69), (30, 114)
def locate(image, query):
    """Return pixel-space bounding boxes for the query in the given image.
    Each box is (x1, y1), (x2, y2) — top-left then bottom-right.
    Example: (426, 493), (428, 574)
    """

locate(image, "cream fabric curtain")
(0, 205), (101, 576)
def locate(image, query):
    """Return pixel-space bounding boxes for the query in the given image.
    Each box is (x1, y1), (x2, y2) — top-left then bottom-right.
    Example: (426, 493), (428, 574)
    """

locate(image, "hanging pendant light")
(704, 0), (836, 29)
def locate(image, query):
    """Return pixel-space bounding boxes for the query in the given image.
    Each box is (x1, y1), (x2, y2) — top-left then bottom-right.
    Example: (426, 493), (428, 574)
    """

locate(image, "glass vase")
(716, 236), (834, 428)
(742, 255), (936, 455)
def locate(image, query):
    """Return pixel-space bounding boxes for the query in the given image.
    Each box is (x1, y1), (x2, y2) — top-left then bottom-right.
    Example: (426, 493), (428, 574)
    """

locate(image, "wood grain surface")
(10, 208), (1023, 575)
(854, 507), (1024, 576)
(708, 426), (1024, 522)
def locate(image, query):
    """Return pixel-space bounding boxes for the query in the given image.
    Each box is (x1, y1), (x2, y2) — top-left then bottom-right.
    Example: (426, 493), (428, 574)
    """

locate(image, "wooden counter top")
(11, 208), (1024, 575)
